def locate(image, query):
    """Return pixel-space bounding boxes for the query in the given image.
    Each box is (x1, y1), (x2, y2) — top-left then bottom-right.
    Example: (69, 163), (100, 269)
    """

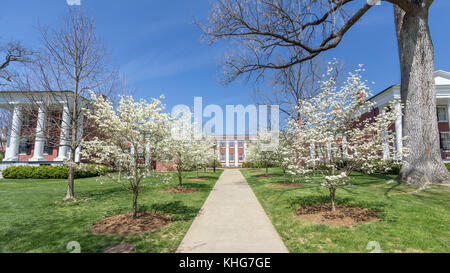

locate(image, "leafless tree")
(4, 8), (118, 200)
(0, 42), (34, 85)
(200, 0), (446, 186)
(252, 58), (341, 123)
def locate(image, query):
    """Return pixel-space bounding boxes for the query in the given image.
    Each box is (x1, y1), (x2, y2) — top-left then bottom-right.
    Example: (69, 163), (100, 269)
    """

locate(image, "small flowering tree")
(192, 137), (216, 177)
(274, 134), (295, 184)
(160, 115), (198, 187)
(288, 65), (404, 211)
(81, 93), (171, 219)
(245, 130), (279, 176)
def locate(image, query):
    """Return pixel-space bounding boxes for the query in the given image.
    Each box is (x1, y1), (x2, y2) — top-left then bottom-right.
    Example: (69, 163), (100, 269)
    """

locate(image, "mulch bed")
(103, 243), (135, 253)
(91, 212), (171, 235)
(257, 174), (281, 178)
(186, 178), (208, 182)
(294, 204), (378, 227)
(269, 184), (303, 189)
(161, 187), (199, 194)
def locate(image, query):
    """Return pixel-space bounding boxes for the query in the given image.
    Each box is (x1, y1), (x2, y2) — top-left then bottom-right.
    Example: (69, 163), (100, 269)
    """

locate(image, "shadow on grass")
(148, 201), (200, 222)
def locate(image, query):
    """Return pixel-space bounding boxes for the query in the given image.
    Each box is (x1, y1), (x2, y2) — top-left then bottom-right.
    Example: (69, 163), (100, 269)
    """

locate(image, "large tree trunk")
(394, 4), (449, 186)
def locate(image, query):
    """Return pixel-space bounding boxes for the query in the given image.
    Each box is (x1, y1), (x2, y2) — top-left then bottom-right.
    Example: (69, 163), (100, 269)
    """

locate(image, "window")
(230, 153), (235, 161)
(220, 153), (226, 162)
(220, 142), (226, 149)
(238, 141), (244, 148)
(19, 137), (32, 155)
(239, 153), (244, 161)
(230, 142), (234, 148)
(22, 114), (32, 127)
(437, 107), (448, 122)
(440, 132), (450, 151)
(44, 140), (53, 155)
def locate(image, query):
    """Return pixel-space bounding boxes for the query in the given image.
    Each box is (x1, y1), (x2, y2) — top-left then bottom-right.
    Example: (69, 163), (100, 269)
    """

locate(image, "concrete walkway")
(177, 169), (288, 253)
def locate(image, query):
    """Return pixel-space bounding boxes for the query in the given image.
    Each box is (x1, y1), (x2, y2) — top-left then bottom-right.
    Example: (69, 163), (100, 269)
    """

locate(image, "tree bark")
(132, 189), (138, 219)
(394, 4), (449, 185)
(64, 147), (76, 200)
(178, 169), (183, 188)
(329, 187), (336, 212)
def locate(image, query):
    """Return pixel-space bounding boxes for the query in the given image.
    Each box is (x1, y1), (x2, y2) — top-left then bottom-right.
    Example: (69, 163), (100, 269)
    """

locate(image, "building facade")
(212, 136), (258, 167)
(369, 70), (450, 160)
(0, 91), (88, 171)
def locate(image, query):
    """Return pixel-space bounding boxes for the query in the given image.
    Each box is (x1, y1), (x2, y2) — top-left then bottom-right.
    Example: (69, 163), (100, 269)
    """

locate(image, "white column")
(244, 141), (248, 158)
(342, 136), (349, 160)
(395, 102), (403, 160)
(4, 105), (22, 162)
(327, 141), (332, 162)
(310, 142), (315, 162)
(234, 140), (239, 167)
(380, 107), (390, 160)
(30, 105), (47, 162)
(75, 115), (84, 163)
(56, 105), (71, 161)
(225, 141), (230, 167)
(447, 100), (450, 131)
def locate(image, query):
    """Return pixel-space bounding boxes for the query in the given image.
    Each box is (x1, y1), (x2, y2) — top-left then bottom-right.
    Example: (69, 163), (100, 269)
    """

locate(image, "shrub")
(2, 164), (109, 179)
(0, 150), (4, 161)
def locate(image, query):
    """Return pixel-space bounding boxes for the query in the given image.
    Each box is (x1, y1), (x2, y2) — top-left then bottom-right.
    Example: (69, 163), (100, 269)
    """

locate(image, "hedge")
(1, 164), (109, 179)
(0, 151), (4, 162)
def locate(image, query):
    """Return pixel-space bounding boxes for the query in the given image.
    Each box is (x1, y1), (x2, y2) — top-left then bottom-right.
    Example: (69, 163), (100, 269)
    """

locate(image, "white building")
(0, 91), (88, 171)
(369, 70), (450, 160)
(213, 135), (258, 167)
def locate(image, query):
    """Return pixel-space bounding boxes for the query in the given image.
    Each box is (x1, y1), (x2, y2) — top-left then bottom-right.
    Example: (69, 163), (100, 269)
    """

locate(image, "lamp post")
(213, 142), (217, 173)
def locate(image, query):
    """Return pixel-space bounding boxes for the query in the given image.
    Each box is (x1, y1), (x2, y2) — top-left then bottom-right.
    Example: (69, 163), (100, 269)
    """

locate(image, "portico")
(215, 136), (257, 167)
(0, 91), (87, 170)
(370, 70), (450, 160)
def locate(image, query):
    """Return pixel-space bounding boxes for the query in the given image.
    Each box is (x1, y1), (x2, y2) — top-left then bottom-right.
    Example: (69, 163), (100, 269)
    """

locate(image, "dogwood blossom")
(288, 64), (407, 211)
(81, 92), (172, 218)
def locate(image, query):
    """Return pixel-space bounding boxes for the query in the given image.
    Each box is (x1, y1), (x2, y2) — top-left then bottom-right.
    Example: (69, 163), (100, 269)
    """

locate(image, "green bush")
(2, 164), (109, 179)
(0, 150), (4, 161)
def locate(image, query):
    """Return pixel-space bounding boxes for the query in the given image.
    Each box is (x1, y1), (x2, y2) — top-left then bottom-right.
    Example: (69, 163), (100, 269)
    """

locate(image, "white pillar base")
(29, 157), (46, 162)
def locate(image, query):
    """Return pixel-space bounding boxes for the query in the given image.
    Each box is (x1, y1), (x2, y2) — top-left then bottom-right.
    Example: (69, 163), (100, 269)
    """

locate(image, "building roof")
(0, 90), (91, 108)
(368, 70), (450, 106)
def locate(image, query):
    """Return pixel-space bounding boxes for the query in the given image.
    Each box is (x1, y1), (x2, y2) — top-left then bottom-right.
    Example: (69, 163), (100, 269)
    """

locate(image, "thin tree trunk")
(178, 169), (183, 188)
(265, 165), (268, 177)
(284, 170), (286, 185)
(394, 5), (449, 185)
(64, 147), (76, 200)
(196, 167), (199, 178)
(132, 189), (138, 219)
(329, 187), (336, 212)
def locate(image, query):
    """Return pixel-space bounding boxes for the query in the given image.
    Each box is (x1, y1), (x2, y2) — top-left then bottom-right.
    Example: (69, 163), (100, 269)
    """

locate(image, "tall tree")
(0, 42), (33, 85)
(17, 8), (117, 200)
(201, 0), (447, 185)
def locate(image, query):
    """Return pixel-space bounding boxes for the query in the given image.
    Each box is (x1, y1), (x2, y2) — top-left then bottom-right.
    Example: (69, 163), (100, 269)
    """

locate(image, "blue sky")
(1, 0), (450, 114)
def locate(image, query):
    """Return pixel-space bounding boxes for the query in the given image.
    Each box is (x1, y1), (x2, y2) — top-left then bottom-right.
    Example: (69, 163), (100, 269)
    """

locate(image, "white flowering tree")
(288, 65), (404, 211)
(81, 93), (171, 219)
(245, 130), (279, 177)
(192, 137), (216, 177)
(274, 134), (295, 184)
(160, 115), (198, 187)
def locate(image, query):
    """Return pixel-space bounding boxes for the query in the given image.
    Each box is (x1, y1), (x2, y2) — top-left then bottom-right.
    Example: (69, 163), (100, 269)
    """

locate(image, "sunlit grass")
(242, 168), (450, 253)
(0, 170), (222, 253)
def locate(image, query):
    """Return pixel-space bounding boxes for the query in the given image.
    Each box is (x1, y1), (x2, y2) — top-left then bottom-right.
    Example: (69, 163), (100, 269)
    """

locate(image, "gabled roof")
(368, 70), (450, 103)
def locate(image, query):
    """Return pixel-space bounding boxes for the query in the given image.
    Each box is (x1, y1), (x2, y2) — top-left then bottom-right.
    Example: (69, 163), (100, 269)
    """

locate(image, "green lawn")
(242, 168), (450, 253)
(0, 170), (222, 253)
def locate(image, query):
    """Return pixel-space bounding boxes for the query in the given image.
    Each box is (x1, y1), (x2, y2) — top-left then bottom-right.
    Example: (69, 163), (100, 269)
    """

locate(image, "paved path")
(177, 169), (288, 253)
